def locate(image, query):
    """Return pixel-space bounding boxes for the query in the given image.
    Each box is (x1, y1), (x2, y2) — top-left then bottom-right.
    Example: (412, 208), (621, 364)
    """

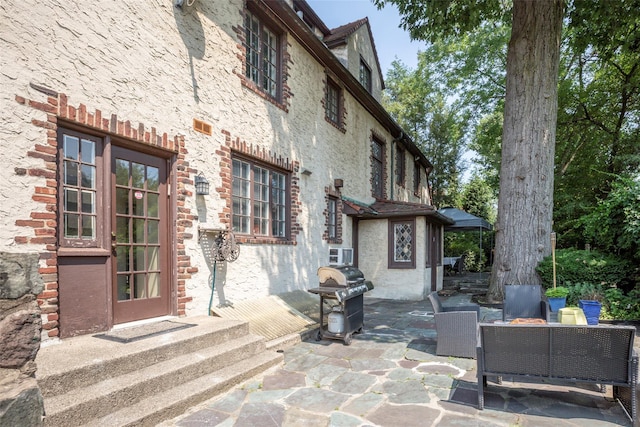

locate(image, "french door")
(112, 146), (170, 324)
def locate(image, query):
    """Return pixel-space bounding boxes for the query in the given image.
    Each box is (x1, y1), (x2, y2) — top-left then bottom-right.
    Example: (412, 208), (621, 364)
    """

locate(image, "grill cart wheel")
(344, 333), (352, 346)
(316, 330), (323, 341)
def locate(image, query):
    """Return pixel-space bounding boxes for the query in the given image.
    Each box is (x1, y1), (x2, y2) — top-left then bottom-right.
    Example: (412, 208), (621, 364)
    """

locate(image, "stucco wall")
(0, 0), (400, 314)
(358, 219), (430, 300)
(2, 0), (421, 321)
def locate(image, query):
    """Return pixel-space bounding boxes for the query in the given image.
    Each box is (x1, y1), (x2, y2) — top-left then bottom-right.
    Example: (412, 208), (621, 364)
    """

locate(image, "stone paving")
(158, 295), (634, 427)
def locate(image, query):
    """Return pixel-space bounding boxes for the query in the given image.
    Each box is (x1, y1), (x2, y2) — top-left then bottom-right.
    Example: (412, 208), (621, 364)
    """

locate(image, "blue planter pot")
(548, 297), (566, 313)
(579, 300), (601, 325)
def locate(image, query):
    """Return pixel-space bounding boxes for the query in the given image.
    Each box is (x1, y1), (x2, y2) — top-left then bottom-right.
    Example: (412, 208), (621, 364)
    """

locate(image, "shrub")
(564, 282), (604, 306)
(600, 287), (640, 321)
(536, 249), (632, 289)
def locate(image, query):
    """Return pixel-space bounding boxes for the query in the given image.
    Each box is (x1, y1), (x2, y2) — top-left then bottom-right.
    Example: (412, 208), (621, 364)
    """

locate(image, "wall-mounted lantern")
(195, 173), (210, 196)
(334, 178), (344, 189)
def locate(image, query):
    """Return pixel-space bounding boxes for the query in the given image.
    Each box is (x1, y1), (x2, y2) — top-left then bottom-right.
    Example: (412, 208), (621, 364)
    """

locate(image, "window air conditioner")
(329, 248), (354, 266)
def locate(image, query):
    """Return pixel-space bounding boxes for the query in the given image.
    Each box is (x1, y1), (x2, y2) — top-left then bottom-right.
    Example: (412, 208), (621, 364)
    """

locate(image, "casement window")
(325, 78), (341, 126)
(327, 196), (338, 240)
(359, 58), (372, 93)
(244, 9), (279, 99)
(396, 148), (406, 186)
(59, 129), (103, 247)
(371, 138), (384, 198)
(413, 161), (421, 195)
(389, 218), (416, 268)
(232, 157), (288, 238)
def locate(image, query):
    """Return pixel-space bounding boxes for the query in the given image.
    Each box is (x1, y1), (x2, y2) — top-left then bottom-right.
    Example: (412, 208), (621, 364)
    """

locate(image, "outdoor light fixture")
(334, 178), (344, 189)
(195, 173), (210, 196)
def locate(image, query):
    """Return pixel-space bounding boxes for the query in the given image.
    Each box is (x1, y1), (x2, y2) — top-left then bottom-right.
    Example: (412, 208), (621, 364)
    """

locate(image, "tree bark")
(488, 0), (563, 302)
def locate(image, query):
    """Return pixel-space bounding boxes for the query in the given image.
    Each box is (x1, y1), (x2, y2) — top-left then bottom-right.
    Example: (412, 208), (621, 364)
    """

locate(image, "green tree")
(383, 59), (467, 208)
(553, 1), (640, 247)
(581, 176), (640, 262)
(376, 0), (563, 300)
(461, 175), (496, 223)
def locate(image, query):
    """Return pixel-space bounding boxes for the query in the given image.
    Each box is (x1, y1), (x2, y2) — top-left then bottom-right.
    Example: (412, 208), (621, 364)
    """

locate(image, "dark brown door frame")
(111, 145), (172, 324)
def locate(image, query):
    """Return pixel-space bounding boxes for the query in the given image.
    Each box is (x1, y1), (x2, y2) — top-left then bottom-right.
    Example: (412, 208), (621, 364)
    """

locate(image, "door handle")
(111, 232), (117, 250)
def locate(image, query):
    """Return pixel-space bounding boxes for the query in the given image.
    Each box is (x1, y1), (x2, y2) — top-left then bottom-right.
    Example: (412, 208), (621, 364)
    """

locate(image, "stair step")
(89, 351), (283, 427)
(42, 334), (267, 426)
(37, 317), (249, 398)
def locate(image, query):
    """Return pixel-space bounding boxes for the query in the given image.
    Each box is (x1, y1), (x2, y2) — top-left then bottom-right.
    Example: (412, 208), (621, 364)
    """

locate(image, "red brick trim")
(16, 88), (193, 337)
(218, 130), (300, 245)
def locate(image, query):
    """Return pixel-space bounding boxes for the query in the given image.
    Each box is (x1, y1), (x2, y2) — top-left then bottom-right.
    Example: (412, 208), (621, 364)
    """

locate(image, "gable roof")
(323, 18), (368, 47)
(323, 18), (385, 90)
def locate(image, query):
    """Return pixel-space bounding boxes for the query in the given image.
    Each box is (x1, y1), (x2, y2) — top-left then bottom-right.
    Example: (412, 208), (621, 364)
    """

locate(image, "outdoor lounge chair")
(428, 291), (480, 358)
(502, 284), (550, 322)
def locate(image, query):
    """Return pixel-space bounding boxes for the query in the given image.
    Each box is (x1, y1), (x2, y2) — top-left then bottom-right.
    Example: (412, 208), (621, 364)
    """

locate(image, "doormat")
(93, 320), (196, 344)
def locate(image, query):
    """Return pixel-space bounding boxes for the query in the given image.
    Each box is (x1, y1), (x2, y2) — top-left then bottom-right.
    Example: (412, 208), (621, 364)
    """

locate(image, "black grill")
(308, 265), (373, 345)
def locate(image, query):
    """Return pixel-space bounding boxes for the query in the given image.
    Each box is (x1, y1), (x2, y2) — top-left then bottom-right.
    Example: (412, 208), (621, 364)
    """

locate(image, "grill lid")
(317, 266), (365, 287)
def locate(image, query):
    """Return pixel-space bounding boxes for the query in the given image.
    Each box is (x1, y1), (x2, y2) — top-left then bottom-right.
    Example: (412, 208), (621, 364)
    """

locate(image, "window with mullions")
(359, 58), (372, 93)
(371, 138), (384, 198)
(60, 132), (101, 246)
(389, 218), (416, 268)
(327, 196), (337, 240)
(325, 79), (341, 126)
(232, 158), (288, 238)
(244, 10), (279, 98)
(396, 148), (405, 186)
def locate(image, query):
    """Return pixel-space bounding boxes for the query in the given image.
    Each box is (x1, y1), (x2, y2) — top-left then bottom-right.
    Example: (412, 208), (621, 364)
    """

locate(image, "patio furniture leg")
(477, 347), (485, 409)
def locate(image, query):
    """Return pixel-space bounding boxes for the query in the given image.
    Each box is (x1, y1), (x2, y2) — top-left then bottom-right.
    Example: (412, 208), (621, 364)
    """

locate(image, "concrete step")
(90, 351), (283, 427)
(36, 316), (284, 427)
(37, 317), (251, 398)
(43, 334), (267, 426)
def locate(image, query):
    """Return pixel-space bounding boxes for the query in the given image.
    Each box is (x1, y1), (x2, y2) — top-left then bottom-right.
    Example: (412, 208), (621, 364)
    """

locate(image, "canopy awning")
(438, 207), (493, 232)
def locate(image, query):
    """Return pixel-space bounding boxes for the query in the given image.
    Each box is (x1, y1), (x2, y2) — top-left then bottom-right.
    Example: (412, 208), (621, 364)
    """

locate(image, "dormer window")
(359, 58), (372, 93)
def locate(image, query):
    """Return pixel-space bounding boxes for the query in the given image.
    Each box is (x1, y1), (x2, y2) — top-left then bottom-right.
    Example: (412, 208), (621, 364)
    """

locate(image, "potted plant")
(577, 283), (603, 325)
(545, 286), (569, 312)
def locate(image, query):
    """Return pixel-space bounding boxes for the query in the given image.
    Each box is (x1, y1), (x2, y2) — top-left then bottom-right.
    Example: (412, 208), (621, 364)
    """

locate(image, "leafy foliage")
(461, 175), (496, 222)
(536, 249), (632, 290)
(545, 286), (569, 298)
(601, 287), (640, 321)
(565, 282), (605, 306)
(444, 234), (487, 272)
(580, 176), (640, 262)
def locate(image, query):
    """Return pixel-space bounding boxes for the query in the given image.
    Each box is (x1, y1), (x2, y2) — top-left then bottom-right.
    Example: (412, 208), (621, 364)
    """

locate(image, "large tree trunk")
(488, 0), (563, 302)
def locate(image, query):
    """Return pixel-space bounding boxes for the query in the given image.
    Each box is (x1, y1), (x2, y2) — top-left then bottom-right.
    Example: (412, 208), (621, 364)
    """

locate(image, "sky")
(305, 0), (426, 76)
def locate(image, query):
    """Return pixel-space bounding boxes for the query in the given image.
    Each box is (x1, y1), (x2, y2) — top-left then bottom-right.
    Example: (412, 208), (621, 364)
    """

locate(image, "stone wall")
(0, 252), (44, 426)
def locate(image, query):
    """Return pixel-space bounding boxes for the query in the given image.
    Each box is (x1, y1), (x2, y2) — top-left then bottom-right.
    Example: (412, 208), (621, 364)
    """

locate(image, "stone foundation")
(0, 252), (44, 426)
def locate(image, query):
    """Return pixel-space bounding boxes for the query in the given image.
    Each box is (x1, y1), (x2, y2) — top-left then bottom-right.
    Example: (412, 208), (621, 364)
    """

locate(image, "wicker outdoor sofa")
(477, 323), (638, 426)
